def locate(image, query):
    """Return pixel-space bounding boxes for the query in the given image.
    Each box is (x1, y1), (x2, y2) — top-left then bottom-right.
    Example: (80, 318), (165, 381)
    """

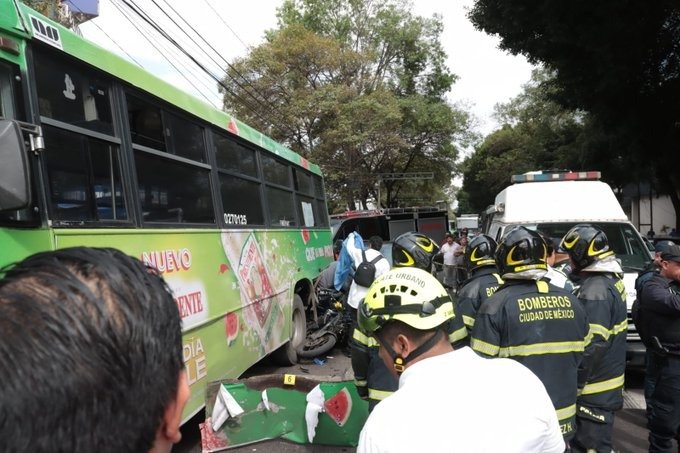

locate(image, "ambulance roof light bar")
(510, 171), (601, 184)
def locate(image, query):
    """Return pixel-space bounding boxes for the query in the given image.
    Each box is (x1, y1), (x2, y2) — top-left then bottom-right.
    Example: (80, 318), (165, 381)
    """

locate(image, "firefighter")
(456, 234), (503, 339)
(560, 224), (627, 453)
(352, 232), (466, 410)
(470, 226), (589, 443)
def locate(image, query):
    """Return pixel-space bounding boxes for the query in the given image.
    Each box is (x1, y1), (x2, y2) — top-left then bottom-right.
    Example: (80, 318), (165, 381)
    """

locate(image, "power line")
(108, 0), (217, 107)
(199, 0), (292, 103)
(117, 0), (298, 139)
(151, 0), (292, 125)
(109, 0), (219, 103)
(70, 0), (146, 68)
(201, 0), (249, 50)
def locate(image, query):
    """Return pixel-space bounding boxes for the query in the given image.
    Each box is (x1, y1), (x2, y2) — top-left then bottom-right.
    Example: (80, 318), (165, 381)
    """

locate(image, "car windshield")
(527, 222), (653, 272)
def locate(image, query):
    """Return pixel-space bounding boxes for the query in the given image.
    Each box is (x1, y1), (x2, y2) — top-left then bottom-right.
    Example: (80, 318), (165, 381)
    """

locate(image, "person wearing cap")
(456, 234), (503, 339)
(632, 239), (675, 420)
(636, 244), (680, 452)
(357, 267), (565, 453)
(470, 226), (589, 443)
(560, 224), (627, 453)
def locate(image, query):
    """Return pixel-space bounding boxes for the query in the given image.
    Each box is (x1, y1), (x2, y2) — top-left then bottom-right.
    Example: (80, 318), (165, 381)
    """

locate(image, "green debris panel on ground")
(202, 374), (368, 451)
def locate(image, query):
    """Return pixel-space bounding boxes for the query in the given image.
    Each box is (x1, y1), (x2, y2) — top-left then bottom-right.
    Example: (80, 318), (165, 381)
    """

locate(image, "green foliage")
(220, 0), (471, 210)
(469, 0), (680, 226)
(21, 0), (53, 16)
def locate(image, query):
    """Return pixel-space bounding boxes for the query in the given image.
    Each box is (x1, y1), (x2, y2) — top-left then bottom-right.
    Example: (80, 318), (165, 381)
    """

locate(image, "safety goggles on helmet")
(358, 267), (454, 335)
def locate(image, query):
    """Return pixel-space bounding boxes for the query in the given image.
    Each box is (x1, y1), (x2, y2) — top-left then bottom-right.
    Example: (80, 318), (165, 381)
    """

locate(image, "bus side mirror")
(0, 119), (30, 211)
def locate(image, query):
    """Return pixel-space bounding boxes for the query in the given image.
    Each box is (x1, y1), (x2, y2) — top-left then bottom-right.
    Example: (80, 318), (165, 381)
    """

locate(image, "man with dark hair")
(0, 247), (189, 453)
(368, 235), (383, 252)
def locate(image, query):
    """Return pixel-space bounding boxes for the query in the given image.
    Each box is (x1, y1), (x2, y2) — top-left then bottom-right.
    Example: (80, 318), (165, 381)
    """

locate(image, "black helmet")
(560, 224), (613, 272)
(495, 226), (548, 275)
(465, 234), (498, 272)
(392, 232), (440, 271)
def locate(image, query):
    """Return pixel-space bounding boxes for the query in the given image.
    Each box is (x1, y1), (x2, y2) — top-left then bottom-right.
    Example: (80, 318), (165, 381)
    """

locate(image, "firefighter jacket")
(637, 274), (680, 355)
(470, 279), (589, 440)
(574, 272), (627, 411)
(456, 267), (503, 338)
(351, 327), (398, 411)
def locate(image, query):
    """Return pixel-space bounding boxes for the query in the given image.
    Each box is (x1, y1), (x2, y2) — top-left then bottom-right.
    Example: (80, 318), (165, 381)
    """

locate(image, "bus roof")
(494, 180), (628, 224)
(1, 0), (321, 175)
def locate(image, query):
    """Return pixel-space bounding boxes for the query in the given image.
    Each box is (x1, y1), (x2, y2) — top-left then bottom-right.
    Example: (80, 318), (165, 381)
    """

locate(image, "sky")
(77, 0), (534, 136)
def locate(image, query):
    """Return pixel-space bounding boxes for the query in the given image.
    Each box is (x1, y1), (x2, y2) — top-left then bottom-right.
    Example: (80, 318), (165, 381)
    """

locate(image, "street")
(173, 349), (656, 453)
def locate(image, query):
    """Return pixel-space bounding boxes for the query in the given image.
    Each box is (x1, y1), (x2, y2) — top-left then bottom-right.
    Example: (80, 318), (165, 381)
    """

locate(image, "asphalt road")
(174, 351), (655, 453)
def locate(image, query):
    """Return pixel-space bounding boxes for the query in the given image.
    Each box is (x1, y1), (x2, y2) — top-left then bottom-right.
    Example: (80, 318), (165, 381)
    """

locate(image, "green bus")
(0, 0), (333, 422)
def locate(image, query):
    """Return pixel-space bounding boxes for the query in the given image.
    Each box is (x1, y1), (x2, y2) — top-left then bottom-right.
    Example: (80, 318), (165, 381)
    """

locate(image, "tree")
(219, 0), (472, 211)
(469, 0), (680, 227)
(457, 68), (618, 214)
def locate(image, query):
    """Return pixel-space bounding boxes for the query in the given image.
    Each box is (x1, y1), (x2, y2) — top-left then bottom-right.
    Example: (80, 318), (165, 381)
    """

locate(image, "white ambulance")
(482, 170), (653, 366)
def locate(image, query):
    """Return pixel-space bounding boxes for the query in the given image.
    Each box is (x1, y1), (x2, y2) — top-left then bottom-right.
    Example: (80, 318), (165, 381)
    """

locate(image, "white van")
(482, 171), (653, 366)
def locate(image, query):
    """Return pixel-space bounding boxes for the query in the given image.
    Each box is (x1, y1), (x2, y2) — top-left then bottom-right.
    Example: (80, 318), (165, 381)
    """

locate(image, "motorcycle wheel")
(297, 333), (337, 358)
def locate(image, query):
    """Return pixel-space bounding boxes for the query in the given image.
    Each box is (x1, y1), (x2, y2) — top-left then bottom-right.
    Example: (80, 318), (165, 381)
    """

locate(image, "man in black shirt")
(637, 244), (680, 452)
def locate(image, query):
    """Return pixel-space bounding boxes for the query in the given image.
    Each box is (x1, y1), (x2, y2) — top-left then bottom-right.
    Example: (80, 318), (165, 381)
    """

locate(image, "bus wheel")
(272, 295), (306, 365)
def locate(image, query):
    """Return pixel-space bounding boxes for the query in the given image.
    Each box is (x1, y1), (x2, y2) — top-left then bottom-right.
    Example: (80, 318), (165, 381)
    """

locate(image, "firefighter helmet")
(495, 226), (548, 275)
(392, 232), (440, 271)
(560, 224), (613, 272)
(358, 267), (454, 335)
(465, 234), (498, 272)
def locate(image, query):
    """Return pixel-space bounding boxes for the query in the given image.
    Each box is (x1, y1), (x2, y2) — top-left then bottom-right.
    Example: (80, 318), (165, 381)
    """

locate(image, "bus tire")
(272, 295), (306, 365)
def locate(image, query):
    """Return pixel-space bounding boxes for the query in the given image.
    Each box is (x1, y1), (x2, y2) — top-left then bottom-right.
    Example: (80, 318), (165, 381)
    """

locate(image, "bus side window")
(261, 154), (296, 227)
(213, 132), (264, 226)
(43, 126), (128, 222)
(313, 175), (329, 227)
(33, 46), (113, 135)
(135, 152), (214, 224)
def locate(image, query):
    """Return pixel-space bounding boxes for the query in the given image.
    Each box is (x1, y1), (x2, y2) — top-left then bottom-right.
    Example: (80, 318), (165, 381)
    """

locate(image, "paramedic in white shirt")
(356, 267), (565, 453)
(345, 232), (390, 310)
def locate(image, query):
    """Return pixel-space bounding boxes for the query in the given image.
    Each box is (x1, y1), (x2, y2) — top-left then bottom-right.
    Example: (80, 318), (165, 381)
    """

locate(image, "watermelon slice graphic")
(225, 312), (239, 346)
(227, 118), (239, 135)
(301, 229), (310, 244)
(324, 387), (352, 427)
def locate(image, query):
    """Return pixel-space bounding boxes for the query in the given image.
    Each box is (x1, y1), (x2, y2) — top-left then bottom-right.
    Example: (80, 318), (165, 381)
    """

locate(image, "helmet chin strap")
(376, 329), (443, 375)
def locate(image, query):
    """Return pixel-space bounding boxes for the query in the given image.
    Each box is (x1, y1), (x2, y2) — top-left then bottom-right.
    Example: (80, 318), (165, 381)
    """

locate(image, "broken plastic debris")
(262, 389), (271, 411)
(305, 384), (325, 443)
(211, 385), (245, 431)
(313, 358), (326, 365)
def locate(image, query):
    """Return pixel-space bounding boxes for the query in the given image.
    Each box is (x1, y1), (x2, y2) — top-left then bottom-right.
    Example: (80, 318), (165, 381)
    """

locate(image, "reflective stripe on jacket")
(575, 273), (627, 410)
(470, 279), (589, 440)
